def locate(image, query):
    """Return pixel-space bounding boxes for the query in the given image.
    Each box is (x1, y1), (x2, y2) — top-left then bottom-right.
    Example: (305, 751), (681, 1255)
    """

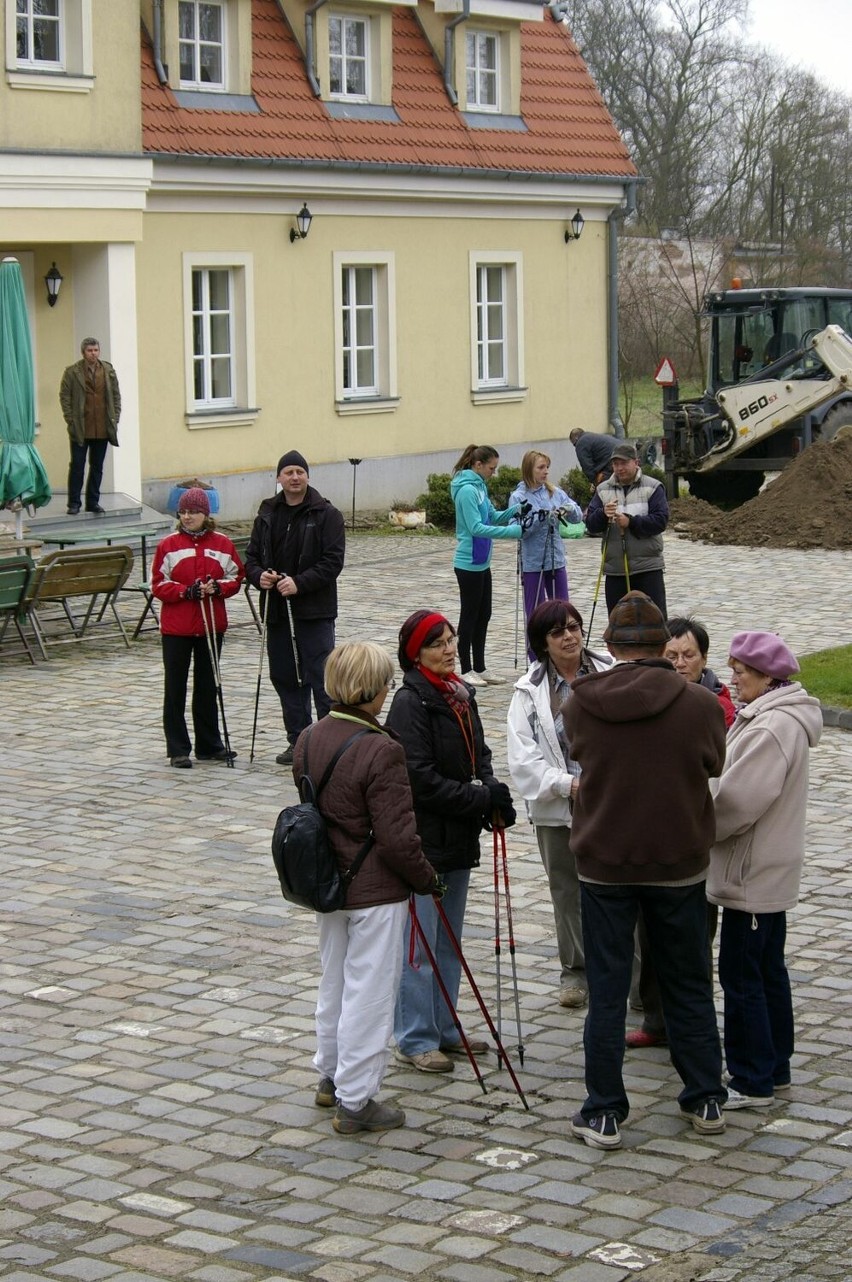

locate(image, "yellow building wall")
(0, 0), (141, 153)
(136, 209), (610, 482)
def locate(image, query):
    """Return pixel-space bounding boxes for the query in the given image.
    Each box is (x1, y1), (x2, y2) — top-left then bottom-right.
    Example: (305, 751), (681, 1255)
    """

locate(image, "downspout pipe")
(443, 0), (471, 107)
(304, 0), (329, 98)
(607, 178), (638, 438)
(152, 0), (168, 85)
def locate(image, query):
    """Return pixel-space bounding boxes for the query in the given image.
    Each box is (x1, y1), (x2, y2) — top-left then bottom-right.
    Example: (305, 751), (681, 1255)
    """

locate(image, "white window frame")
(328, 13), (370, 102)
(466, 29), (500, 112)
(15, 0), (62, 69)
(182, 251), (257, 429)
(469, 251), (526, 404)
(5, 0), (93, 92)
(333, 251), (398, 413)
(178, 0), (226, 91)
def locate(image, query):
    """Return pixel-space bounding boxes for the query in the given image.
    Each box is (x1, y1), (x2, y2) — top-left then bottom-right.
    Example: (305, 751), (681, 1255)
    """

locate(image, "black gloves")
(208, 577), (222, 596)
(518, 501), (533, 519)
(185, 580), (203, 601)
(483, 779), (517, 830)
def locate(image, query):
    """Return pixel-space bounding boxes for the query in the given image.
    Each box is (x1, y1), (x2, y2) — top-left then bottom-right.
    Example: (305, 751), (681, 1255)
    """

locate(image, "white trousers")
(313, 900), (408, 1111)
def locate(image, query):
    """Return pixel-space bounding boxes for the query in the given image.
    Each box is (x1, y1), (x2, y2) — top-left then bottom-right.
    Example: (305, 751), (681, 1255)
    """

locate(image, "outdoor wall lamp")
(290, 203), (313, 243)
(44, 261), (63, 306)
(564, 209), (585, 243)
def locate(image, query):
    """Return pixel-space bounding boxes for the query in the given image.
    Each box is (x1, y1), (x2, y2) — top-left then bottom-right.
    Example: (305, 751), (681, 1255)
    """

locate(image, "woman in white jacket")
(507, 598), (612, 1007)
(707, 631), (822, 1110)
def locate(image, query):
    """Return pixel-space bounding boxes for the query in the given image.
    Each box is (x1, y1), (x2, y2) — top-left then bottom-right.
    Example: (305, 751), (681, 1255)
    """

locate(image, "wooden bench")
(26, 545), (135, 651)
(0, 553), (44, 664)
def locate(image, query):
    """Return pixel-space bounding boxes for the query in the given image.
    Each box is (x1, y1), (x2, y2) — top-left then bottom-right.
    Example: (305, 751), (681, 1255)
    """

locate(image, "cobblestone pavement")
(1, 532), (851, 1282)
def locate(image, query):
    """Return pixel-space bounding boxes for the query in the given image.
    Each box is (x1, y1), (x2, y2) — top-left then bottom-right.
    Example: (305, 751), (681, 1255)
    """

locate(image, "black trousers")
(162, 633), (224, 758)
(454, 567), (492, 673)
(68, 439), (109, 509)
(604, 568), (667, 618)
(266, 616), (335, 745)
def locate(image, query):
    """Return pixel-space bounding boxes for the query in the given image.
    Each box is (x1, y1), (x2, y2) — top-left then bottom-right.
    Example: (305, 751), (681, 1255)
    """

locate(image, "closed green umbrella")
(0, 256), (52, 534)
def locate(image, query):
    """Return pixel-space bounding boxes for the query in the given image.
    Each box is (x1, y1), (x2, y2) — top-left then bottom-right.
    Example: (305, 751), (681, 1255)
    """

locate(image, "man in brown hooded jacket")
(563, 591), (727, 1151)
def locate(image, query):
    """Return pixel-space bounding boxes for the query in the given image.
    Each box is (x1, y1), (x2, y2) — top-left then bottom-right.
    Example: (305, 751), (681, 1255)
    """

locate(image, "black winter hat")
(276, 450), (309, 475)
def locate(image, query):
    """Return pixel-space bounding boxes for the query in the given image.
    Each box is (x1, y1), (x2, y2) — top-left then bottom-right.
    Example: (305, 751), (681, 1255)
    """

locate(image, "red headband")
(405, 612), (450, 661)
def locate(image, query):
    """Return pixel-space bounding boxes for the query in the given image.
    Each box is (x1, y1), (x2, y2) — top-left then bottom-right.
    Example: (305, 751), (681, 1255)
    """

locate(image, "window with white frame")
(466, 30), (499, 111)
(15, 0), (61, 67)
(179, 0), (225, 90)
(469, 252), (524, 400)
(329, 13), (369, 100)
(191, 267), (234, 406)
(183, 252), (256, 425)
(333, 252), (397, 411)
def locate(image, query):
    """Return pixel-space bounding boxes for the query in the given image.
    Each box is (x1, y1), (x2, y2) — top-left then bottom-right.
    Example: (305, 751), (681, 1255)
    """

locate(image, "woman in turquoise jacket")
(449, 444), (522, 686)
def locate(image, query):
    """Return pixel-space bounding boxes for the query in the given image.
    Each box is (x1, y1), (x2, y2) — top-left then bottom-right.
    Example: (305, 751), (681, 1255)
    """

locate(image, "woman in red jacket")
(151, 488), (243, 767)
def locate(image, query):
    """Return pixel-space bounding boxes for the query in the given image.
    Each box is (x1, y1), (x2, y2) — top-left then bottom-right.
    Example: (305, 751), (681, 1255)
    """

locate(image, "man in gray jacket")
(59, 338), (121, 515)
(584, 442), (669, 616)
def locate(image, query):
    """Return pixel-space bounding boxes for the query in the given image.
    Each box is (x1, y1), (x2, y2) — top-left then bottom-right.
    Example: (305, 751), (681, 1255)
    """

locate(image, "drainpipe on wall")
(304, 0), (330, 97)
(443, 0), (471, 106)
(607, 178), (638, 438)
(152, 0), (168, 85)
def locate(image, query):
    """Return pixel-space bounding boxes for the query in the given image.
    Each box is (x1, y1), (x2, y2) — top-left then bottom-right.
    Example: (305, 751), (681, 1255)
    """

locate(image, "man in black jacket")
(245, 452), (345, 764)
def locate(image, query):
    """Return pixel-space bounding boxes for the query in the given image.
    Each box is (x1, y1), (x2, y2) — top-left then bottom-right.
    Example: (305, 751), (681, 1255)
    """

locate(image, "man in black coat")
(569, 428), (616, 486)
(245, 452), (345, 764)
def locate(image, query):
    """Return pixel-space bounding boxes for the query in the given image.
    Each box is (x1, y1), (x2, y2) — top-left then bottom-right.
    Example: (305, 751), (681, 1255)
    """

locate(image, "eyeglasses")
(547, 623), (582, 638)
(424, 636), (457, 651)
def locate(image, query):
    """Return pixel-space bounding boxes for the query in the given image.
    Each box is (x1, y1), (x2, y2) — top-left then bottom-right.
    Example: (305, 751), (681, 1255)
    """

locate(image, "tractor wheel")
(687, 471), (764, 509)
(817, 402), (852, 443)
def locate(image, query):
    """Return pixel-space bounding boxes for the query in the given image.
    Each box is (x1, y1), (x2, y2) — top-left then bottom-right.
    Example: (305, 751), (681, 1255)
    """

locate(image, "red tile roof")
(142, 0), (635, 178)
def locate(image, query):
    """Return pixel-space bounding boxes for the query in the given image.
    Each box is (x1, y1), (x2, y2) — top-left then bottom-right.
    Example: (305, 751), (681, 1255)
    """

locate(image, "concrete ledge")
(821, 705), (852, 730)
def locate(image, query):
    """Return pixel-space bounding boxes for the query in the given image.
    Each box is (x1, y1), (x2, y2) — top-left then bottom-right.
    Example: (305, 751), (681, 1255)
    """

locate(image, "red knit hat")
(177, 487), (210, 515)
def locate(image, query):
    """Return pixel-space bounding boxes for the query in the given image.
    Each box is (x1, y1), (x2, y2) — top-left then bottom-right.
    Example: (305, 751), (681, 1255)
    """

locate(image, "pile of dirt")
(670, 435), (852, 549)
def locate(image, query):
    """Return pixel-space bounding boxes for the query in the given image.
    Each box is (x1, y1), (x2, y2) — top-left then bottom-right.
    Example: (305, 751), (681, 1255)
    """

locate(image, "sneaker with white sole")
(571, 1111), (622, 1149)
(680, 1098), (726, 1134)
(479, 670), (506, 684)
(460, 671), (487, 687)
(558, 985), (588, 1008)
(393, 1047), (455, 1073)
(723, 1087), (775, 1109)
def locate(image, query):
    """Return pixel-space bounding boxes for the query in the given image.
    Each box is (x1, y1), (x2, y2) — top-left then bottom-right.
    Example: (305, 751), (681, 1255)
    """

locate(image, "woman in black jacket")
(386, 610), (515, 1074)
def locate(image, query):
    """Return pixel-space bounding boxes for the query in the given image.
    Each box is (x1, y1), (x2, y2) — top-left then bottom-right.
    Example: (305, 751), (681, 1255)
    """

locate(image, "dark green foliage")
(560, 467), (593, 509)
(416, 465), (524, 530)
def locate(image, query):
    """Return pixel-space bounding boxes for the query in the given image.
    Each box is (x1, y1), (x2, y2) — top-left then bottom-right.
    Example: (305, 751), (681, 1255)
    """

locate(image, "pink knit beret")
(728, 631), (799, 679)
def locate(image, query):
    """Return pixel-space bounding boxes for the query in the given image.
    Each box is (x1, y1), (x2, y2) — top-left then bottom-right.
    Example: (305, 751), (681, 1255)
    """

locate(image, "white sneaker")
(479, 670), (506, 685)
(723, 1087), (776, 1110)
(461, 671), (487, 686)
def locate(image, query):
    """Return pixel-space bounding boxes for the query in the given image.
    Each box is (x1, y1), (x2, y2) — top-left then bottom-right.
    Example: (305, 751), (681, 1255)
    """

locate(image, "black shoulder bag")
(271, 728), (374, 913)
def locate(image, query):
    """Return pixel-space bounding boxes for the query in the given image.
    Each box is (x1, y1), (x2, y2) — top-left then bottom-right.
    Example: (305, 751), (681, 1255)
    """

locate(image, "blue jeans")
(266, 616), (334, 745)
(718, 907), (792, 1097)
(395, 869), (470, 1055)
(580, 881), (723, 1121)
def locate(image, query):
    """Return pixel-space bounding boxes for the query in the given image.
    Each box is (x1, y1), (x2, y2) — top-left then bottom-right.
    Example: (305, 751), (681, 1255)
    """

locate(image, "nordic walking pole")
(620, 527), (631, 592)
(513, 539), (522, 669)
(493, 827), (503, 1064)
(585, 522), (611, 649)
(496, 823), (524, 1067)
(200, 586), (234, 766)
(433, 897), (529, 1109)
(249, 587), (269, 764)
(285, 596), (302, 686)
(408, 899), (488, 1096)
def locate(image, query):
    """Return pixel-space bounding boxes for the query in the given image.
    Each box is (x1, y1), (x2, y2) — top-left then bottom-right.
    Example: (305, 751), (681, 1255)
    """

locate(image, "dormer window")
(329, 13), (369, 100)
(15, 0), (61, 68)
(466, 30), (499, 112)
(179, 0), (225, 90)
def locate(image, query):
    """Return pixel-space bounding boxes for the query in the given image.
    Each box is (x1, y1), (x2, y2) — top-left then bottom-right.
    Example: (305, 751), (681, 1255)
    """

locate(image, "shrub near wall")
(416, 467), (522, 530)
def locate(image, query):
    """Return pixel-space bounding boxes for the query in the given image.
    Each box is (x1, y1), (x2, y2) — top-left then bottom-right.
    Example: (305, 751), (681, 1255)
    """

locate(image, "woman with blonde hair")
(292, 642), (440, 1134)
(510, 451), (582, 657)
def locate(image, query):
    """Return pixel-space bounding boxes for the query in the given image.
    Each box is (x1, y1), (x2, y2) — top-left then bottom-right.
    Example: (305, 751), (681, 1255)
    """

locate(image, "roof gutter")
(151, 0), (168, 85)
(607, 178), (638, 438)
(303, 0), (329, 98)
(443, 0), (471, 107)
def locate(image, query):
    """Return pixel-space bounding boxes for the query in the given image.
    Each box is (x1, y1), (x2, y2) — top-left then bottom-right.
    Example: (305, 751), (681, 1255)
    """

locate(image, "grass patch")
(623, 375), (703, 436)
(797, 645), (852, 708)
